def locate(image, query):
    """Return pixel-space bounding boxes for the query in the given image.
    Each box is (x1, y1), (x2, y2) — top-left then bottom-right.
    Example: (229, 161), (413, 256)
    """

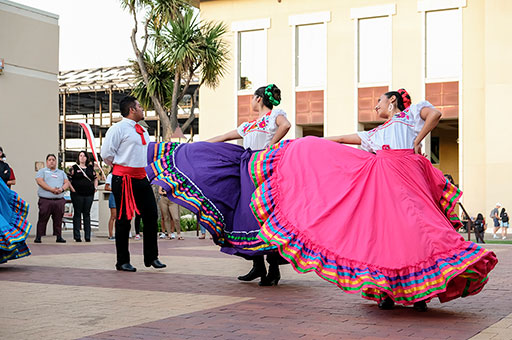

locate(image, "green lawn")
(482, 240), (512, 245)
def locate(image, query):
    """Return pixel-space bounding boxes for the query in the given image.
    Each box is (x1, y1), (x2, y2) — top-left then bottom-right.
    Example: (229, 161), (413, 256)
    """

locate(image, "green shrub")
(180, 218), (198, 231)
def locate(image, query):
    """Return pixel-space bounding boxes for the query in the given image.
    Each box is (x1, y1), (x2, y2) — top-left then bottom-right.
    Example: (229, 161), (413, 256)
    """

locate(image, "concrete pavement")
(1, 232), (511, 340)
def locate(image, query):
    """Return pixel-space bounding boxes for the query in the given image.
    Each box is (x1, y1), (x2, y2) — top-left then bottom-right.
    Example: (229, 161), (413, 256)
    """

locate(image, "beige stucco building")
(198, 0), (512, 219)
(0, 0), (59, 228)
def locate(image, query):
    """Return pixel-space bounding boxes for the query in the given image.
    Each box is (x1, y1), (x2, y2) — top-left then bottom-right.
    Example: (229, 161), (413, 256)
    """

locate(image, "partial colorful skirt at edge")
(0, 180), (32, 264)
(249, 137), (497, 305)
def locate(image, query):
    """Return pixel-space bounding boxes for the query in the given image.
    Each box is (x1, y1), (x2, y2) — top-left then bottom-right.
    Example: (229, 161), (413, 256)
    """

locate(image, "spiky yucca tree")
(121, 0), (228, 141)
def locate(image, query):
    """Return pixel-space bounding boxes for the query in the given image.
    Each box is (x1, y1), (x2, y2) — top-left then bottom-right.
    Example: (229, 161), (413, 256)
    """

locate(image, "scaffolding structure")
(59, 66), (199, 171)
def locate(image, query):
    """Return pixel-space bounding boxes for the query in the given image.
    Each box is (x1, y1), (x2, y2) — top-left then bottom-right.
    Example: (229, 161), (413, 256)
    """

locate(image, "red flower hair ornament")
(397, 88), (411, 109)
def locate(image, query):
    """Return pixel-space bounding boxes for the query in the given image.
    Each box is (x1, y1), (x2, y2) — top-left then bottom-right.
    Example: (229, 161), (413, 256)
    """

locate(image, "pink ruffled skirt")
(249, 137), (497, 305)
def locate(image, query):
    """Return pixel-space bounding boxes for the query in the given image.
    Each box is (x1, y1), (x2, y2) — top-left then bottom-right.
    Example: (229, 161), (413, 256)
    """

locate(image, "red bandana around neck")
(135, 124), (147, 145)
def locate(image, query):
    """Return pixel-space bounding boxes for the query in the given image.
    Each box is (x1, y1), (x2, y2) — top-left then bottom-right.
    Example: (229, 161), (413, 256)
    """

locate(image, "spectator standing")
(105, 172), (116, 240)
(7, 167), (15, 188)
(474, 213), (486, 244)
(500, 207), (509, 240)
(34, 154), (69, 243)
(68, 151), (98, 242)
(158, 186), (183, 240)
(491, 203), (502, 239)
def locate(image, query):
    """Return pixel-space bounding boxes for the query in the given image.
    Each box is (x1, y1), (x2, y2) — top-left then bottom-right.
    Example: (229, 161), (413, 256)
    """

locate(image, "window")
(238, 30), (266, 91)
(425, 9), (461, 79)
(358, 17), (391, 84)
(296, 23), (326, 88)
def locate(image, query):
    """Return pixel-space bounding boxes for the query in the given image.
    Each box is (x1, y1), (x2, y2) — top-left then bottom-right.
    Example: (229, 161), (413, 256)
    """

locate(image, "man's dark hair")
(120, 96), (138, 117)
(46, 153), (56, 161)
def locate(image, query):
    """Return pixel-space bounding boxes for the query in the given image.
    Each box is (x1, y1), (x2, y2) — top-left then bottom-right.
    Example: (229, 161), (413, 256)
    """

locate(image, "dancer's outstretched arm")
(325, 134), (362, 145)
(206, 130), (242, 143)
(413, 107), (442, 154)
(269, 115), (291, 145)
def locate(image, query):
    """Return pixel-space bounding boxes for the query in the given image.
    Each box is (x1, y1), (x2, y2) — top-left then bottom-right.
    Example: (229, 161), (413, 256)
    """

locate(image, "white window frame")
(232, 18), (270, 95)
(351, 4), (395, 131)
(231, 18), (270, 127)
(418, 2), (464, 190)
(289, 11), (330, 137)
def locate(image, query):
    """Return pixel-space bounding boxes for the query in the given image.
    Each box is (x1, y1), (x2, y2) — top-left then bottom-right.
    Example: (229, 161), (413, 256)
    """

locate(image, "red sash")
(113, 165), (146, 220)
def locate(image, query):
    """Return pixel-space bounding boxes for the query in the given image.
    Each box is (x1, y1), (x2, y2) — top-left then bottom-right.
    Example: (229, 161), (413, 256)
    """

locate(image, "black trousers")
(112, 175), (158, 266)
(70, 193), (94, 240)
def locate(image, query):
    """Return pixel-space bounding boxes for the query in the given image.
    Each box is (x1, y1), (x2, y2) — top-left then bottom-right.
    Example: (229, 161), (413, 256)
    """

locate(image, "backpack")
(502, 212), (509, 223)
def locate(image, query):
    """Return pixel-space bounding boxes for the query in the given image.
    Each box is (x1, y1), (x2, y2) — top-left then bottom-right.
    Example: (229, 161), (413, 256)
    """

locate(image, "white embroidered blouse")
(236, 108), (287, 150)
(357, 101), (434, 153)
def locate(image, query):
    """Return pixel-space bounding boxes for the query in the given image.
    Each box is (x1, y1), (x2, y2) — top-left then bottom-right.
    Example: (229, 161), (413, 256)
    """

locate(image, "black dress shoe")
(34, 238), (41, 243)
(413, 300), (428, 312)
(56, 237), (67, 243)
(378, 296), (395, 310)
(145, 259), (167, 269)
(75, 238), (82, 242)
(116, 263), (137, 272)
(85, 239), (91, 242)
(238, 266), (267, 282)
(259, 265), (281, 286)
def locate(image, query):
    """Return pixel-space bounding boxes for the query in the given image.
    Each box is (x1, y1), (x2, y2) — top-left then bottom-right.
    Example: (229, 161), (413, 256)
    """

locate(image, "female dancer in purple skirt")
(146, 84), (291, 285)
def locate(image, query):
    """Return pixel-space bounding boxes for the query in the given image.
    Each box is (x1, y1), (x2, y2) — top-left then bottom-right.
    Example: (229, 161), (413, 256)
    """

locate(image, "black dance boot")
(378, 295), (395, 310)
(259, 263), (281, 286)
(238, 256), (266, 281)
(413, 300), (428, 312)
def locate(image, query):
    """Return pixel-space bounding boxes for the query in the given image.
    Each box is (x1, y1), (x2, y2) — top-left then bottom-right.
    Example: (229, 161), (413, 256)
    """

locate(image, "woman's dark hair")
(385, 88), (411, 111)
(254, 84), (281, 109)
(501, 208), (507, 215)
(120, 96), (138, 117)
(476, 213), (484, 221)
(46, 153), (56, 161)
(0, 146), (5, 158)
(76, 151), (91, 166)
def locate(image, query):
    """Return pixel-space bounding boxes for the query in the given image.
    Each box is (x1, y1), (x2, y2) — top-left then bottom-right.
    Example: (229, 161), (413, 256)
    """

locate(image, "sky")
(15, 0), (142, 71)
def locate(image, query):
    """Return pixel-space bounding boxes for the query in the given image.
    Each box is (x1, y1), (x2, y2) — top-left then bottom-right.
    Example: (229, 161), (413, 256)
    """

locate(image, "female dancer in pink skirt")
(249, 89), (497, 311)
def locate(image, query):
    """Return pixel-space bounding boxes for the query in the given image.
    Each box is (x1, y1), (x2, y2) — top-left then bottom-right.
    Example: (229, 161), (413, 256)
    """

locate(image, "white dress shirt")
(101, 118), (150, 168)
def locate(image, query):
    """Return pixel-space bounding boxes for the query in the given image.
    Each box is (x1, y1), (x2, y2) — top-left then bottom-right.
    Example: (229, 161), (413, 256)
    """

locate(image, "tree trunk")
(181, 86), (199, 133)
(170, 72), (181, 135)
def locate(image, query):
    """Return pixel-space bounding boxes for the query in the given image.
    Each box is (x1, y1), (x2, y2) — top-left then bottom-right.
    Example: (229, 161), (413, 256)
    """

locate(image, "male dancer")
(101, 96), (166, 272)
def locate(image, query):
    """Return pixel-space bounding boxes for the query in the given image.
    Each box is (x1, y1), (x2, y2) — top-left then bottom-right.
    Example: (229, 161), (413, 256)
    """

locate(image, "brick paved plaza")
(1, 234), (511, 340)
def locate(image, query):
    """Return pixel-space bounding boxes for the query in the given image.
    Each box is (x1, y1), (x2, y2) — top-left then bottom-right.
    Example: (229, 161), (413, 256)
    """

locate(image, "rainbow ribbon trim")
(440, 179), (463, 230)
